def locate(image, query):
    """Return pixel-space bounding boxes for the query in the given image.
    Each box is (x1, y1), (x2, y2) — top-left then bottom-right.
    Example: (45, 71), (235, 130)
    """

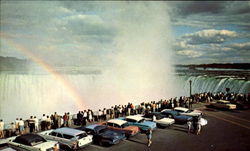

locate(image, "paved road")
(79, 105), (250, 151)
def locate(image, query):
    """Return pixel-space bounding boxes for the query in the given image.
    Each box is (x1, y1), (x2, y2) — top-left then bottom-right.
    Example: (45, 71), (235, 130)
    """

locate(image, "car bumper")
(157, 121), (175, 127)
(102, 137), (126, 145)
(78, 141), (92, 149)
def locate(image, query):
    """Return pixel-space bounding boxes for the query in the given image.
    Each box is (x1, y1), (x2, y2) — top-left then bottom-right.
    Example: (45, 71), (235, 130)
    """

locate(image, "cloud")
(168, 1), (250, 32)
(229, 42), (250, 50)
(168, 1), (225, 17)
(182, 29), (237, 45)
(169, 1), (250, 17)
(176, 50), (202, 58)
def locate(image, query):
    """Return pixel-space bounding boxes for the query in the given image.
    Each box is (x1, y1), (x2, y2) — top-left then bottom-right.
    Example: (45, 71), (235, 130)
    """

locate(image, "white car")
(211, 100), (237, 110)
(39, 127), (92, 150)
(140, 113), (175, 127)
(173, 107), (202, 117)
(7, 133), (59, 151)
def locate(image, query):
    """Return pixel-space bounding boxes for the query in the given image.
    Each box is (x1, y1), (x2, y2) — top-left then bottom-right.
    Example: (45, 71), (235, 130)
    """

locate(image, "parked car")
(230, 101), (249, 110)
(141, 112), (175, 128)
(160, 110), (193, 124)
(39, 127), (92, 150)
(76, 124), (126, 146)
(118, 116), (156, 131)
(7, 133), (59, 151)
(210, 100), (237, 110)
(173, 107), (202, 117)
(100, 119), (140, 137)
(0, 139), (21, 151)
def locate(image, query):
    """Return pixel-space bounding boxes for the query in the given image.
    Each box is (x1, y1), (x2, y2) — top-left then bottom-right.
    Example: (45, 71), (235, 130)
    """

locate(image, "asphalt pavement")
(79, 103), (250, 151)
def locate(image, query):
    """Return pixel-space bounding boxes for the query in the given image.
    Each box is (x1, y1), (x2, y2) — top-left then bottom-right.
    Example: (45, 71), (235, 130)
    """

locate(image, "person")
(34, 116), (39, 132)
(98, 109), (103, 121)
(146, 128), (152, 147)
(46, 115), (52, 129)
(67, 112), (72, 127)
(63, 113), (69, 127)
(196, 116), (202, 135)
(0, 119), (4, 138)
(187, 120), (192, 133)
(53, 143), (59, 151)
(88, 110), (93, 123)
(41, 114), (47, 131)
(53, 112), (59, 128)
(15, 118), (20, 134)
(10, 122), (16, 136)
(103, 108), (107, 120)
(28, 116), (35, 133)
(152, 115), (156, 122)
(83, 110), (88, 124)
(19, 118), (25, 134)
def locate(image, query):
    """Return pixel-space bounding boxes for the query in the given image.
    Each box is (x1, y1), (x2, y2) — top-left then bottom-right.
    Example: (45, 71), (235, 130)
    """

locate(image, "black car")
(143, 112), (166, 120)
(76, 124), (126, 146)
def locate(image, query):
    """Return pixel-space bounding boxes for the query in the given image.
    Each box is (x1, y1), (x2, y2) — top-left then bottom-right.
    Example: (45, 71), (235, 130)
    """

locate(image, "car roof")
(217, 100), (230, 103)
(54, 127), (85, 136)
(161, 110), (178, 114)
(108, 119), (127, 126)
(85, 124), (99, 130)
(13, 134), (46, 146)
(126, 116), (143, 121)
(174, 107), (189, 112)
(86, 124), (107, 130)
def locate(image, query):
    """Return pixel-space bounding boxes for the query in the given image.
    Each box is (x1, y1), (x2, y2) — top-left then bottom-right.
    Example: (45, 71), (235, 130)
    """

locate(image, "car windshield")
(176, 109), (184, 113)
(138, 119), (145, 123)
(173, 112), (180, 116)
(186, 109), (193, 113)
(121, 123), (129, 128)
(63, 134), (74, 140)
(76, 133), (87, 139)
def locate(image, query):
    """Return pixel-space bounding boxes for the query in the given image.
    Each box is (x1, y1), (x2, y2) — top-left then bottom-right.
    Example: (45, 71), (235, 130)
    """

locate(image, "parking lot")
(80, 104), (250, 151)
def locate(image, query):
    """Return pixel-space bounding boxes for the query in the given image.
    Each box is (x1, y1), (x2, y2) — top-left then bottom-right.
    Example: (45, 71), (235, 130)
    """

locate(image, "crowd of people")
(0, 92), (249, 139)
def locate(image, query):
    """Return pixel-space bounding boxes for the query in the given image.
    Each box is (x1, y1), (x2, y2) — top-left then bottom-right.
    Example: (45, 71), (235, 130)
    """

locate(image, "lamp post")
(189, 80), (192, 97)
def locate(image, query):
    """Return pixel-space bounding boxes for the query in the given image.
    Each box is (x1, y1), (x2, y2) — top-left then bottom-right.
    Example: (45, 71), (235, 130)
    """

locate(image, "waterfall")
(177, 75), (250, 96)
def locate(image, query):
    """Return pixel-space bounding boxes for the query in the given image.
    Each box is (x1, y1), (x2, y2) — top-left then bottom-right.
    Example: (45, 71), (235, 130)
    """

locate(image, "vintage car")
(7, 133), (59, 151)
(118, 116), (156, 131)
(210, 100), (237, 110)
(160, 110), (193, 124)
(101, 119), (140, 137)
(173, 107), (202, 117)
(141, 112), (175, 128)
(76, 124), (126, 146)
(0, 139), (21, 151)
(39, 127), (92, 150)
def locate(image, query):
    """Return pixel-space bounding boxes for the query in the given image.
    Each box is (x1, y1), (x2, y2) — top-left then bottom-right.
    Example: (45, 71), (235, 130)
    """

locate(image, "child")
(146, 128), (152, 147)
(187, 120), (192, 133)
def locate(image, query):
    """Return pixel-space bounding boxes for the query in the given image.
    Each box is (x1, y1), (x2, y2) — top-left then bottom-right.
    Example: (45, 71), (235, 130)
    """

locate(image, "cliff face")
(0, 56), (29, 71)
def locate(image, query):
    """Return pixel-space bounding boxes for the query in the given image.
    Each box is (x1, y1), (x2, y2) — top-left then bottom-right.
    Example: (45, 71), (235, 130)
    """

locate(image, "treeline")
(0, 56), (29, 71)
(175, 63), (250, 70)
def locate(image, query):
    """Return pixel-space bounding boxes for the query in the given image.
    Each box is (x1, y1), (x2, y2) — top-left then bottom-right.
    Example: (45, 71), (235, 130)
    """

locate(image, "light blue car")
(118, 115), (156, 132)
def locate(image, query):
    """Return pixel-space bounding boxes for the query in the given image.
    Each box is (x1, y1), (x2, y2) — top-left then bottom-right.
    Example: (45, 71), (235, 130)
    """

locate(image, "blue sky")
(0, 1), (249, 66)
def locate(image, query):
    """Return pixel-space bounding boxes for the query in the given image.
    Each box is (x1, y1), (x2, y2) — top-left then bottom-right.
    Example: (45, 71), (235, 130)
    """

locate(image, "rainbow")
(1, 32), (85, 110)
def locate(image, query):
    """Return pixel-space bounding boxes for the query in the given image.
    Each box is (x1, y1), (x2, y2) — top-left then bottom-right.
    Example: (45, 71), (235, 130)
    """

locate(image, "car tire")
(98, 140), (103, 146)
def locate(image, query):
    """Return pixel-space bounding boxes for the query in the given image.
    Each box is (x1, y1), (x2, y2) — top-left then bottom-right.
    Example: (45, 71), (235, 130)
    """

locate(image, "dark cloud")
(169, 1), (250, 32)
(170, 1), (225, 17)
(169, 1), (250, 17)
